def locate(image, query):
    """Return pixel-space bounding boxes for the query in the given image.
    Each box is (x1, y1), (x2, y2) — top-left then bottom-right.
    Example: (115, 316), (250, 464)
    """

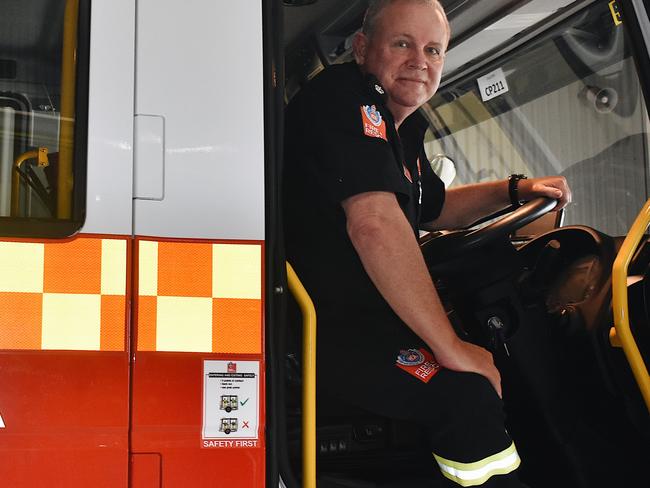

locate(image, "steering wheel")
(421, 197), (558, 260)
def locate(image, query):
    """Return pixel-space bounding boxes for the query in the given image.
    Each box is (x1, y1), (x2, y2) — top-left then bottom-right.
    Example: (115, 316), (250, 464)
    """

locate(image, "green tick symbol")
(240, 398), (249, 406)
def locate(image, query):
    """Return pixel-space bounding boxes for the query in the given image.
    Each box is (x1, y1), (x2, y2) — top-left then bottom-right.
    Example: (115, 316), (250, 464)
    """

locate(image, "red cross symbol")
(242, 421), (250, 429)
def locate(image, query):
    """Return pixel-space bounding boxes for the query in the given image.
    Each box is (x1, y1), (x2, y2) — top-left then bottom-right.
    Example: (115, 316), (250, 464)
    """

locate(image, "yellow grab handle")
(612, 198), (650, 413)
(58, 0), (79, 219)
(11, 147), (49, 216)
(286, 262), (317, 488)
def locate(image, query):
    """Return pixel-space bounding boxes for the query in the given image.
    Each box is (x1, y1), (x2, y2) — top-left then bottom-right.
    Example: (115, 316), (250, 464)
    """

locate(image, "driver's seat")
(284, 263), (445, 488)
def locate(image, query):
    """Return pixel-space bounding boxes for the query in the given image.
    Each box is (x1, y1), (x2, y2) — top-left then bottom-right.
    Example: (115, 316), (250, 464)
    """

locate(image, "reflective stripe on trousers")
(433, 442), (521, 487)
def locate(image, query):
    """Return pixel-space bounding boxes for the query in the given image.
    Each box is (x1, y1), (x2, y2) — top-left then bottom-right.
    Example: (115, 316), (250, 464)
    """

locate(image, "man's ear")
(352, 32), (368, 64)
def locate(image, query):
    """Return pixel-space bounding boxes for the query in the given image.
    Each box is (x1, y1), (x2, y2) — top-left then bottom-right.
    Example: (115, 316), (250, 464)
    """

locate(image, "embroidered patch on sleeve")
(360, 105), (387, 141)
(396, 348), (441, 383)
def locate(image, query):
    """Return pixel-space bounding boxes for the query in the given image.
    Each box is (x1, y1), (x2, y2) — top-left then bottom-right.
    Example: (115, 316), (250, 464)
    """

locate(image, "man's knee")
(425, 371), (512, 464)
(436, 371), (505, 427)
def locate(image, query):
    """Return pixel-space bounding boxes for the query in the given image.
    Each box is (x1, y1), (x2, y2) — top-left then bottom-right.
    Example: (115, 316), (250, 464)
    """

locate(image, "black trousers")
(319, 345), (526, 487)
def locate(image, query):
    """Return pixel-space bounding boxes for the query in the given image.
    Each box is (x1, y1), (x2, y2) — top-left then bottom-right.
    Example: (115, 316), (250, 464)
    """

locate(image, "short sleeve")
(298, 77), (410, 203)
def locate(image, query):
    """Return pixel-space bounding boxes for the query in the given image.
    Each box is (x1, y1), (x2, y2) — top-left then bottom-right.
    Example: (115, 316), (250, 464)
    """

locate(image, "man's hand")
(436, 339), (502, 398)
(518, 176), (572, 210)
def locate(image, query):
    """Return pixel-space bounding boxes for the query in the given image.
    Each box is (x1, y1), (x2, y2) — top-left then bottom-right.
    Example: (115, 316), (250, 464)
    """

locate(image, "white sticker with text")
(477, 68), (510, 102)
(202, 360), (260, 448)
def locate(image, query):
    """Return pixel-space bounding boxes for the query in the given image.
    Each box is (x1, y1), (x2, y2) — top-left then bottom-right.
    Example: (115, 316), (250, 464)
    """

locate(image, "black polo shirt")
(283, 62), (445, 378)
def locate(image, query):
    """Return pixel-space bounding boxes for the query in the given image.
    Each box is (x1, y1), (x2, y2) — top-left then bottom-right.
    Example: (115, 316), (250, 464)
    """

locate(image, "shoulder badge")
(360, 104), (387, 141)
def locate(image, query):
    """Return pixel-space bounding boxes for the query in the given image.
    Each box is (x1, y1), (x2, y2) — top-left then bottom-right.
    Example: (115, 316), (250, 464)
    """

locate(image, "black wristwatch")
(508, 174), (527, 207)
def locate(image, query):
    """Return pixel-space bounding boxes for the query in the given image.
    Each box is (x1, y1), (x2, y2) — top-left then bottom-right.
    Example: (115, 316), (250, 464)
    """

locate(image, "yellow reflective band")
(42, 293), (101, 350)
(433, 442), (521, 487)
(213, 244), (262, 299)
(0, 242), (44, 293)
(136, 240), (263, 353)
(156, 296), (212, 352)
(138, 240), (158, 296)
(101, 239), (127, 295)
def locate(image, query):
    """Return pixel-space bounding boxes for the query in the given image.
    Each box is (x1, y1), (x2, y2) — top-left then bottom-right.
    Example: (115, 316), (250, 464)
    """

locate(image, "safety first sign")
(202, 360), (260, 448)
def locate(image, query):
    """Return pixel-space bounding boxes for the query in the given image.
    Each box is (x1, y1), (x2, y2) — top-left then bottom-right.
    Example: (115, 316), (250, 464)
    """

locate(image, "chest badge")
(360, 104), (387, 141)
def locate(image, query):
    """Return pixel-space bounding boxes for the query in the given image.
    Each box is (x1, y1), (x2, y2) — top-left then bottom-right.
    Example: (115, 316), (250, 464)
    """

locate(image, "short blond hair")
(362, 0), (450, 42)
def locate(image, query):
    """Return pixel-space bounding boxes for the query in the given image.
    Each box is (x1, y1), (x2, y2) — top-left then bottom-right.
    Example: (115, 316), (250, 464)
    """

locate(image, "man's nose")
(407, 49), (428, 70)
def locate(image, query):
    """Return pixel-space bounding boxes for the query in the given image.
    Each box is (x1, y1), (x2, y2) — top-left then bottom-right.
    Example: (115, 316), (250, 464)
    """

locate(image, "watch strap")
(508, 174), (527, 207)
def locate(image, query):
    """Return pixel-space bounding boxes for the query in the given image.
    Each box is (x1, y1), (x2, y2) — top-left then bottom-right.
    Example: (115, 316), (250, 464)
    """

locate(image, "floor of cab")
(288, 412), (448, 487)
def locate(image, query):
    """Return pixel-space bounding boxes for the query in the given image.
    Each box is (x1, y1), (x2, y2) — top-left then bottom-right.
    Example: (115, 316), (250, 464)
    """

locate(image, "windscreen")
(424, 2), (649, 236)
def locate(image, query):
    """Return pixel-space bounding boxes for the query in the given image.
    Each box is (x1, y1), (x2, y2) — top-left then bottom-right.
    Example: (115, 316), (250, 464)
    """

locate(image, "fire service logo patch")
(360, 104), (387, 141)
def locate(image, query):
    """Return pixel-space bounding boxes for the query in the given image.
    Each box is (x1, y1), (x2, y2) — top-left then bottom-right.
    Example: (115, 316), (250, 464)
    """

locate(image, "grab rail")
(286, 262), (317, 488)
(11, 147), (49, 216)
(58, 0), (79, 218)
(612, 198), (650, 413)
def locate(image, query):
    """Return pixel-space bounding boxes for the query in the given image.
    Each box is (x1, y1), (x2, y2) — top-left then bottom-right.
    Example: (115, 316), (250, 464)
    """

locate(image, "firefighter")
(283, 0), (571, 486)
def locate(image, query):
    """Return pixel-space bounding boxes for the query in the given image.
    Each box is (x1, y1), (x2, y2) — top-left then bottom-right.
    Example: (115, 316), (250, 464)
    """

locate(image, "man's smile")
(396, 77), (427, 84)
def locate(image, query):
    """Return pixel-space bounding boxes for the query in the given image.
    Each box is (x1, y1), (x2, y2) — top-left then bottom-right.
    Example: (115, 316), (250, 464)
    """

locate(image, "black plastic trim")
(446, 0), (534, 50)
(0, 0), (90, 239)
(619, 0), (650, 121)
(263, 1), (296, 488)
(441, 0), (596, 88)
(71, 0), (91, 232)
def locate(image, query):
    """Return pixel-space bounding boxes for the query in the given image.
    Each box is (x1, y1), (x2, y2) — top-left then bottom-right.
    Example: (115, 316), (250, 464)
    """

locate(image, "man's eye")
(396, 40), (408, 48)
(426, 47), (441, 56)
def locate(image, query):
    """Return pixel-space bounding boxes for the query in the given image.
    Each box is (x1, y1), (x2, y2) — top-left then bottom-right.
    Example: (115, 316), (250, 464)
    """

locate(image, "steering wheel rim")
(421, 197), (558, 259)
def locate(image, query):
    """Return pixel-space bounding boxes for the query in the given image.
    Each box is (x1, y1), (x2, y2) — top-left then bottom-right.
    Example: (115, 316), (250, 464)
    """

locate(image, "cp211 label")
(484, 80), (506, 97)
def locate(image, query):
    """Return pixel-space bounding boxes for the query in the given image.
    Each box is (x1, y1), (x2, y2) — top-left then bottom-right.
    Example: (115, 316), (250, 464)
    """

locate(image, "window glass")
(0, 0), (88, 237)
(424, 2), (649, 236)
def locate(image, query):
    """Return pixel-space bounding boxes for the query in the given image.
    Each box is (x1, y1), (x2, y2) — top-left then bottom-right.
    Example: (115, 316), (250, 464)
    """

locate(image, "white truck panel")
(134, 114), (164, 200)
(81, 0), (135, 236)
(134, 0), (265, 240)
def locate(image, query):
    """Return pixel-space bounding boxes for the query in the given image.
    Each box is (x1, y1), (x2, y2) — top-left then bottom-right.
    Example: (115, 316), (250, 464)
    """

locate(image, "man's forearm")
(429, 180), (510, 230)
(343, 191), (503, 395)
(428, 176), (570, 230)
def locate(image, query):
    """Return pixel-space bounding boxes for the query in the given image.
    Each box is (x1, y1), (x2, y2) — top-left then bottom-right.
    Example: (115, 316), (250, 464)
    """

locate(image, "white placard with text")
(202, 360), (260, 446)
(477, 68), (510, 102)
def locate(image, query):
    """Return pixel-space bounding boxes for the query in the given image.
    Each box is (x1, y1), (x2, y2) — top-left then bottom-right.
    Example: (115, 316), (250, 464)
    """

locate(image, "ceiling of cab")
(443, 0), (579, 76)
(282, 0), (525, 49)
(283, 0), (366, 49)
(283, 0), (581, 81)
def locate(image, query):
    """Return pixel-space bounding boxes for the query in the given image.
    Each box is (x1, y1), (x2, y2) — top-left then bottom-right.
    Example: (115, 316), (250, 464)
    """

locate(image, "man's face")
(355, 0), (448, 122)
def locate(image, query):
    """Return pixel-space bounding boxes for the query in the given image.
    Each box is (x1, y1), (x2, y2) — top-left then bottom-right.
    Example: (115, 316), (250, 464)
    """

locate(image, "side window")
(424, 2), (649, 236)
(0, 0), (89, 237)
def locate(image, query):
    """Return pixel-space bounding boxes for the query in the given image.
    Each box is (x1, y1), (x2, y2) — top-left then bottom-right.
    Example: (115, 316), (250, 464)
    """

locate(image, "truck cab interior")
(277, 0), (650, 487)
